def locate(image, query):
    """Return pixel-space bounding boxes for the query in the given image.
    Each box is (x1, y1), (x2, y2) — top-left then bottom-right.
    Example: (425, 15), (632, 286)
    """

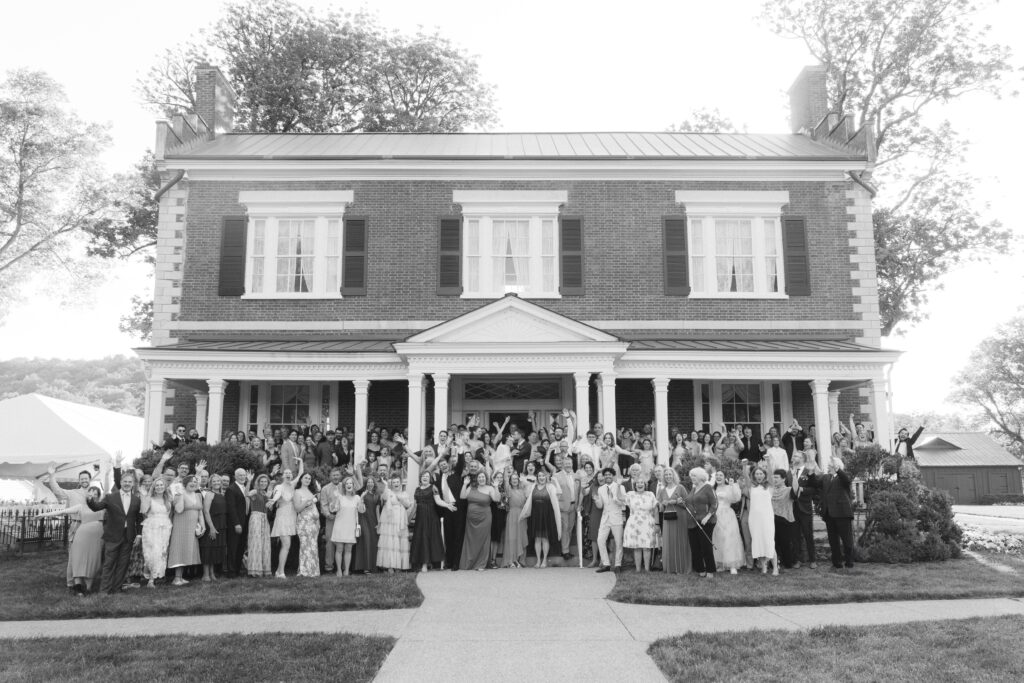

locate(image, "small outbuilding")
(916, 432), (1023, 504)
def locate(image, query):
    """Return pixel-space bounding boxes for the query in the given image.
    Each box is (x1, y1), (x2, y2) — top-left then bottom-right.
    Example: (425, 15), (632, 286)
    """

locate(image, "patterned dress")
(271, 484), (297, 537)
(294, 488), (320, 577)
(247, 491), (272, 577)
(167, 492), (203, 569)
(713, 483), (745, 570)
(623, 490), (658, 549)
(377, 489), (411, 570)
(141, 497), (173, 580)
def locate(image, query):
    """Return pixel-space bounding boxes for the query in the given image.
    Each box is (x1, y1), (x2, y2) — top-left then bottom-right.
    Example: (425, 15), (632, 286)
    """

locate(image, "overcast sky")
(1, 0), (1022, 416)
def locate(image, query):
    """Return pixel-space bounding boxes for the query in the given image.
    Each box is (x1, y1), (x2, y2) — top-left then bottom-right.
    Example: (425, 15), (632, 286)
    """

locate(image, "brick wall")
(171, 178), (864, 333)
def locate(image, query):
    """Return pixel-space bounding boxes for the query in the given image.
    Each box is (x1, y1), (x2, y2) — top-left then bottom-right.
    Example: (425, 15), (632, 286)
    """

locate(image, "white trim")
(453, 190), (567, 215)
(238, 190), (353, 215)
(686, 293), (789, 300)
(241, 294), (344, 300)
(163, 318), (871, 332)
(675, 190), (789, 214)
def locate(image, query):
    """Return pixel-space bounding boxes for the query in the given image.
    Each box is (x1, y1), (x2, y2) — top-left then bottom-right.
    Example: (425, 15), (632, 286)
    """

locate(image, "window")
(454, 190), (566, 298)
(676, 191), (789, 298)
(238, 191), (353, 298)
(241, 382), (338, 435)
(693, 381), (791, 438)
(270, 385), (310, 430)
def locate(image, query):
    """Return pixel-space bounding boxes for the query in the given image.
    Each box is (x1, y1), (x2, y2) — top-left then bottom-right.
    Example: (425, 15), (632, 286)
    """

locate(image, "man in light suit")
(86, 469), (141, 594)
(595, 467), (627, 573)
(553, 455), (577, 561)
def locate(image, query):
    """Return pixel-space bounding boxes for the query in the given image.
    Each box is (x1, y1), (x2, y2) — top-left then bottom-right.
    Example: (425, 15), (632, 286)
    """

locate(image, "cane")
(680, 502), (716, 549)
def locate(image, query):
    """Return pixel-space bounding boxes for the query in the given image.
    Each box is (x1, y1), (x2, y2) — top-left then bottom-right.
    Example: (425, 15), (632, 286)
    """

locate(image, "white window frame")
(675, 191), (789, 299)
(453, 190), (566, 299)
(239, 381), (338, 433)
(238, 191), (353, 299)
(692, 380), (793, 435)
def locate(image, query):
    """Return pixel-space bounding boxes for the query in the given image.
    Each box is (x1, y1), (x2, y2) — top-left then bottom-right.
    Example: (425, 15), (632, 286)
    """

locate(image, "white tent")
(0, 394), (144, 479)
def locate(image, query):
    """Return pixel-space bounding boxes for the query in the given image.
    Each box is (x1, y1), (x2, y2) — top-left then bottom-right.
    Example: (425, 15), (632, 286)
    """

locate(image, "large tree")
(138, 0), (496, 133)
(0, 69), (112, 318)
(951, 315), (1024, 458)
(764, 0), (1016, 335)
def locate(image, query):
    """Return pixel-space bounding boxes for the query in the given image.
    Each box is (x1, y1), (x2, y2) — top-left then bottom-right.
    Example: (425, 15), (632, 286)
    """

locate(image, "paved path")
(3, 569), (1024, 682)
(955, 505), (1024, 534)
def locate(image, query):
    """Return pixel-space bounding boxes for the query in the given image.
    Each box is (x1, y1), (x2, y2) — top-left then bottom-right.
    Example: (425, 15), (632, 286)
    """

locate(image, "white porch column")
(653, 377), (670, 466)
(433, 373), (450, 444)
(871, 377), (892, 451)
(828, 390), (841, 439)
(406, 373), (424, 490)
(206, 379), (227, 445)
(810, 379), (832, 470)
(194, 392), (209, 439)
(600, 372), (617, 439)
(145, 378), (165, 448)
(353, 380), (370, 469)
(594, 377), (605, 426)
(573, 372), (591, 434)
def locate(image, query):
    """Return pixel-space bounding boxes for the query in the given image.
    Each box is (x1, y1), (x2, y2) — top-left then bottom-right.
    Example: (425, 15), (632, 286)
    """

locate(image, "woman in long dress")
(744, 463), (777, 575)
(712, 471), (745, 574)
(460, 470), (501, 570)
(36, 484), (105, 595)
(503, 471), (528, 567)
(410, 470), (454, 572)
(488, 470), (508, 568)
(657, 468), (691, 574)
(330, 475), (365, 576)
(771, 468), (797, 570)
(141, 477), (173, 586)
(352, 474), (380, 573)
(270, 464), (300, 578)
(517, 469), (561, 569)
(246, 472), (273, 577)
(293, 471), (320, 577)
(200, 474), (227, 582)
(168, 475), (205, 586)
(377, 475), (412, 572)
(623, 478), (658, 571)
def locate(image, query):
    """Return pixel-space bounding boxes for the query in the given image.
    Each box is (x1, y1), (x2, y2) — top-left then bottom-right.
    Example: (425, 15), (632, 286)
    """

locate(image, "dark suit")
(791, 467), (817, 563)
(87, 489), (141, 593)
(740, 436), (764, 463)
(806, 468), (854, 568)
(781, 431), (805, 459)
(224, 481), (250, 576)
(894, 426), (925, 461)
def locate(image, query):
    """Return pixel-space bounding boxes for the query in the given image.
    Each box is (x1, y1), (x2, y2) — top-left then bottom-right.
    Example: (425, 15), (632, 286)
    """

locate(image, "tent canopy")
(0, 394), (144, 470)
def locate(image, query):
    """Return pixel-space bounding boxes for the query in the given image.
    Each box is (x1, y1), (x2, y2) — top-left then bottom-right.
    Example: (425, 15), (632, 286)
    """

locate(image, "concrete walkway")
(3, 568), (1024, 682)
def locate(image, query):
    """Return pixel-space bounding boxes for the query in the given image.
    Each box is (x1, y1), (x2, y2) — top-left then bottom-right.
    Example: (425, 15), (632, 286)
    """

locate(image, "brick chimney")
(194, 63), (236, 138)
(788, 65), (828, 134)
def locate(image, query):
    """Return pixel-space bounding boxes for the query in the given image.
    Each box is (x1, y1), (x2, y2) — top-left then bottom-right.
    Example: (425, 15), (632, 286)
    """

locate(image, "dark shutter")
(782, 217), (811, 296)
(559, 216), (584, 295)
(664, 216), (690, 296)
(437, 217), (462, 295)
(341, 217), (367, 296)
(218, 216), (247, 296)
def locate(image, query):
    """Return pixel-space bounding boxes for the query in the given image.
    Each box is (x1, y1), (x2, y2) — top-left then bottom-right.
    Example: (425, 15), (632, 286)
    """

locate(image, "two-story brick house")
(137, 63), (898, 484)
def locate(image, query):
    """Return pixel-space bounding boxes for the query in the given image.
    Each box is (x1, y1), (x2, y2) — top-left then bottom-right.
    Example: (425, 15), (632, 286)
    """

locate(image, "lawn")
(649, 615), (1024, 683)
(0, 551), (422, 621)
(608, 552), (1024, 607)
(0, 632), (394, 683)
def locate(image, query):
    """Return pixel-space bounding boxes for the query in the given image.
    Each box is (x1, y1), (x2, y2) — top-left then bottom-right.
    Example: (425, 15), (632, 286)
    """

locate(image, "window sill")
(460, 293), (562, 300)
(241, 293), (344, 300)
(688, 293), (790, 300)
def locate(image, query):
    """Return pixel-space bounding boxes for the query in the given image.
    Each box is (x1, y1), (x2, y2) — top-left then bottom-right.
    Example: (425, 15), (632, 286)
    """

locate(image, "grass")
(608, 552), (1024, 606)
(649, 615), (1024, 683)
(0, 551), (422, 621)
(0, 632), (394, 683)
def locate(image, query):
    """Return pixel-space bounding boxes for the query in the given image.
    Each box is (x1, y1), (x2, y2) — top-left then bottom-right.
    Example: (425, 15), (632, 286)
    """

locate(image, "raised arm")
(37, 504), (86, 519)
(44, 465), (68, 503)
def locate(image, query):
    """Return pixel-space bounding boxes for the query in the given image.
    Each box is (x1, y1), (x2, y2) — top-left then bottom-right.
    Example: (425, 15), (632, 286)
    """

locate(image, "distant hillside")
(0, 356), (145, 416)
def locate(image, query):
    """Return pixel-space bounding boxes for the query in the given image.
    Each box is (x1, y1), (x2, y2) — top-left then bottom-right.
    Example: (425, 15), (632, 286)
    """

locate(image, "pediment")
(404, 295), (619, 345)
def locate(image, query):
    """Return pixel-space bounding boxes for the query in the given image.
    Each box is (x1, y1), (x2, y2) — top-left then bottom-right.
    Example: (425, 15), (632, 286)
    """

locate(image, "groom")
(86, 469), (141, 594)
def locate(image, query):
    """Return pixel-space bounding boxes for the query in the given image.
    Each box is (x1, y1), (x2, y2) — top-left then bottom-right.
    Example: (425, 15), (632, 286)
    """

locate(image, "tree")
(667, 107), (742, 133)
(951, 315), (1024, 458)
(83, 153), (160, 264)
(138, 0), (497, 134)
(764, 0), (1016, 335)
(0, 69), (112, 318)
(0, 355), (146, 416)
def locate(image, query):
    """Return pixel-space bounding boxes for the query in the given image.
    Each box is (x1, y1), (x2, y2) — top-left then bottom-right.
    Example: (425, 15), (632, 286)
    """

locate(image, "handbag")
(663, 509), (678, 520)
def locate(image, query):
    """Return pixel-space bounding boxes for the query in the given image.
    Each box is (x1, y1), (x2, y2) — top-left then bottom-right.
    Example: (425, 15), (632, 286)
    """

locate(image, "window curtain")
(492, 220), (530, 292)
(715, 219), (753, 292)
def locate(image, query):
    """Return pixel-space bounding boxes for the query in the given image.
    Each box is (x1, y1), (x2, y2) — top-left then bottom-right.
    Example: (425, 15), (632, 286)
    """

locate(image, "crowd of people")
(37, 408), (924, 595)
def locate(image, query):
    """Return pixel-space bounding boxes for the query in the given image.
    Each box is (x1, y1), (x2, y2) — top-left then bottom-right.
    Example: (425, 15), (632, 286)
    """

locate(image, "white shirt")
(766, 447), (789, 475)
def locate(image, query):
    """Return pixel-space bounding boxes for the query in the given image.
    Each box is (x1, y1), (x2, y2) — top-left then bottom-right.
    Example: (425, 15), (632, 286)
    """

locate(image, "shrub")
(842, 444), (885, 479)
(858, 479), (963, 563)
(134, 442), (259, 476)
(978, 494), (1024, 506)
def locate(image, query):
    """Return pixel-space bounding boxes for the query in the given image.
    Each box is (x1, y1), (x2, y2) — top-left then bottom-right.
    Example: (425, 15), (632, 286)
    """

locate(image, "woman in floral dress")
(293, 471), (320, 577)
(377, 475), (412, 572)
(623, 478), (658, 571)
(246, 473), (273, 577)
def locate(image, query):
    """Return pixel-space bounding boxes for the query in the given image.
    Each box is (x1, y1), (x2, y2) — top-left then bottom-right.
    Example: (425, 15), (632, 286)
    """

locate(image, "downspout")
(153, 169), (186, 202)
(847, 170), (877, 198)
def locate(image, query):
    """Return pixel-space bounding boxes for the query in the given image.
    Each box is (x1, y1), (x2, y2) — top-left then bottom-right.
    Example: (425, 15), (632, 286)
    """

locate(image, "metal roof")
(166, 132), (865, 161)
(915, 433), (1022, 468)
(163, 339), (397, 353)
(626, 339), (877, 352)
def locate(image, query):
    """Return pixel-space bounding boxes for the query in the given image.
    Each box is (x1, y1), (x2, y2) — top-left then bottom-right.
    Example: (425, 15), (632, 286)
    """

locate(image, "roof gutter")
(847, 170), (878, 198)
(153, 169), (186, 202)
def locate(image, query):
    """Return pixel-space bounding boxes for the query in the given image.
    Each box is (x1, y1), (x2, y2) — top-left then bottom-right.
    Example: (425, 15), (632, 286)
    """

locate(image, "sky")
(0, 0), (1022, 416)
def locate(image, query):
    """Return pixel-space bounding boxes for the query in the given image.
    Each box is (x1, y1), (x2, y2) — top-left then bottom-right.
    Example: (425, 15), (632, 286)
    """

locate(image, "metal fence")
(0, 506), (70, 554)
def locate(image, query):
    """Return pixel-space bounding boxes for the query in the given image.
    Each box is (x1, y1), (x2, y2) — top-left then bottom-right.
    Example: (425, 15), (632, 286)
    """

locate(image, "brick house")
(137, 63), (898, 483)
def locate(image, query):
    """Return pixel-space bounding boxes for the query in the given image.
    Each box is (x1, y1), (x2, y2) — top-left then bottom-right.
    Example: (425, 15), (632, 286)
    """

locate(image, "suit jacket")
(792, 467), (817, 515)
(87, 490), (141, 544)
(553, 470), (577, 510)
(805, 469), (853, 519)
(225, 481), (250, 529)
(894, 426), (925, 460)
(781, 431), (805, 459)
(740, 436), (764, 462)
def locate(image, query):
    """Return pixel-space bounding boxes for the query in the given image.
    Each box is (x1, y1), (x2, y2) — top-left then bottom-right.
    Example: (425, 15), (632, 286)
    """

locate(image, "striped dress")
(247, 492), (272, 577)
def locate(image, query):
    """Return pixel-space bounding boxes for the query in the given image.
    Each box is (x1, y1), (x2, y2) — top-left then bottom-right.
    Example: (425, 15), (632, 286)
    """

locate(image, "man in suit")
(553, 454), (577, 561)
(781, 421), (805, 460)
(224, 467), (250, 577)
(86, 469), (141, 594)
(894, 425), (926, 461)
(790, 452), (817, 568)
(740, 427), (765, 463)
(595, 467), (627, 573)
(805, 455), (855, 569)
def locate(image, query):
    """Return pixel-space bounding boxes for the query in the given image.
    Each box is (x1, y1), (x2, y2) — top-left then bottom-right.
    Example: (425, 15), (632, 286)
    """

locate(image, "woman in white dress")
(743, 463), (777, 575)
(270, 464), (301, 578)
(711, 471), (745, 574)
(329, 475), (365, 576)
(140, 477), (174, 587)
(377, 474), (413, 572)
